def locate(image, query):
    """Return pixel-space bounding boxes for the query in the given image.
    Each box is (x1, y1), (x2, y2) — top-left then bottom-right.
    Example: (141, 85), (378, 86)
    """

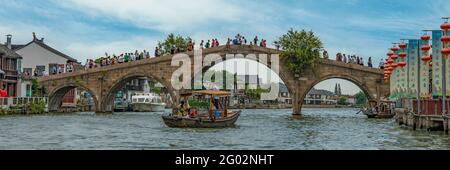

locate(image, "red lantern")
(421, 45), (431, 51)
(442, 48), (450, 55)
(387, 66), (394, 71)
(391, 55), (398, 60)
(399, 43), (407, 49)
(398, 61), (406, 68)
(387, 59), (394, 64)
(391, 47), (399, 52)
(399, 52), (407, 58)
(441, 22), (450, 30)
(386, 70), (392, 75)
(429, 62), (433, 67)
(441, 36), (450, 42)
(391, 63), (398, 68)
(421, 34), (431, 41)
(387, 51), (394, 57)
(421, 55), (431, 62)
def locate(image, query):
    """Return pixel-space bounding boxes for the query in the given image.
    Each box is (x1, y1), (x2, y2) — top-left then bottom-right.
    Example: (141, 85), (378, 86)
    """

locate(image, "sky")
(1, 0), (449, 95)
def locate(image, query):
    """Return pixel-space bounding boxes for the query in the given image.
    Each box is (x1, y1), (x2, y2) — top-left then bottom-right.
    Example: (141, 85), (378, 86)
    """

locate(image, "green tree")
(157, 33), (192, 55)
(148, 80), (163, 95)
(355, 91), (367, 105)
(275, 29), (323, 75)
(337, 96), (348, 105)
(203, 70), (235, 89)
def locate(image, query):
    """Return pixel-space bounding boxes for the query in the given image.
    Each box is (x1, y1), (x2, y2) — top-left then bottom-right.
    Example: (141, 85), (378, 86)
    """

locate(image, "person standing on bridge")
(368, 57), (373, 68)
(124, 53), (129, 63)
(215, 38), (219, 47)
(254, 36), (259, 46)
(323, 50), (329, 59)
(200, 40), (204, 49)
(205, 40), (210, 49)
(187, 41), (194, 51)
(379, 59), (385, 69)
(155, 47), (160, 57)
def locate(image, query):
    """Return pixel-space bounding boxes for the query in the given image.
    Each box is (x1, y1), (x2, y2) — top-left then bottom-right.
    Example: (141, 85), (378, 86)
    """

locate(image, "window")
(17, 59), (22, 72)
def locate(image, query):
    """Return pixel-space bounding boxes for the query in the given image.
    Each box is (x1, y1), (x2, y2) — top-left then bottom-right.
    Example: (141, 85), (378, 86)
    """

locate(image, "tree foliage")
(157, 33), (192, 55)
(203, 70), (236, 89)
(337, 96), (348, 105)
(275, 29), (323, 75)
(355, 91), (367, 105)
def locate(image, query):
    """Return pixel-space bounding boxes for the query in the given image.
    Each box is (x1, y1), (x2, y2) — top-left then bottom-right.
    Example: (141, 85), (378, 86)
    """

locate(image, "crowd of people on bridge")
(85, 50), (151, 69)
(322, 50), (374, 68)
(59, 33), (383, 72)
(82, 34), (267, 70)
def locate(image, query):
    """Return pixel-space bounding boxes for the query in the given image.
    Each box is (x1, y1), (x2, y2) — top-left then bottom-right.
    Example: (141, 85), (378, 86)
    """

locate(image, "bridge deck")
(39, 45), (383, 82)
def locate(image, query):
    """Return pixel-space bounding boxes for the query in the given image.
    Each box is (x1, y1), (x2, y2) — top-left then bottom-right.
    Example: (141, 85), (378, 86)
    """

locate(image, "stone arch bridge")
(38, 45), (389, 115)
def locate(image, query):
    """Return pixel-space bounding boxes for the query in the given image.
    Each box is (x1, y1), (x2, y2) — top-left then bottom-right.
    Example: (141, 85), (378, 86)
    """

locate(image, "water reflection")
(0, 108), (449, 150)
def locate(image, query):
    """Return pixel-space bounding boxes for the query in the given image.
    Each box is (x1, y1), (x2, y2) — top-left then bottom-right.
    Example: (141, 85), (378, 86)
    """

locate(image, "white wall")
(15, 42), (69, 73)
(15, 42), (75, 102)
(18, 80), (32, 97)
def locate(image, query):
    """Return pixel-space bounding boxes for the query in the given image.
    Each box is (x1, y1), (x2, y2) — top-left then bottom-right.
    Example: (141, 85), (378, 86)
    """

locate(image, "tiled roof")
(13, 39), (77, 62)
(0, 44), (22, 59)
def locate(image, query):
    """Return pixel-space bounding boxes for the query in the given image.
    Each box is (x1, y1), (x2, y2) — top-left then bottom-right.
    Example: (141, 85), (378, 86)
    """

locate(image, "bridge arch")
(48, 83), (99, 112)
(101, 71), (178, 112)
(191, 56), (295, 102)
(297, 72), (378, 113)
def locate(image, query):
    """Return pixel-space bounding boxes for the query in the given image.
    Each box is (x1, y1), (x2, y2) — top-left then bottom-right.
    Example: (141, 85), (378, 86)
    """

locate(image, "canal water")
(0, 108), (449, 150)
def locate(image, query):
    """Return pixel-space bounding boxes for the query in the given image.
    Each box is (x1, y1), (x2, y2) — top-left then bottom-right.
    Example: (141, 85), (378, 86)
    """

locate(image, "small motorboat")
(162, 90), (241, 128)
(131, 93), (166, 112)
(360, 100), (396, 119)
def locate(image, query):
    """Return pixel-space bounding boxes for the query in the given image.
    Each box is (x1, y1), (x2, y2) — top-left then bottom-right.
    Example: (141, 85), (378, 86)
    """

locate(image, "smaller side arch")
(47, 83), (100, 113)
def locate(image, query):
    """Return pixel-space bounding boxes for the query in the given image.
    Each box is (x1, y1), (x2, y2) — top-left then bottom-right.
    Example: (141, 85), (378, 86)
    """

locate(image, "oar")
(356, 110), (363, 115)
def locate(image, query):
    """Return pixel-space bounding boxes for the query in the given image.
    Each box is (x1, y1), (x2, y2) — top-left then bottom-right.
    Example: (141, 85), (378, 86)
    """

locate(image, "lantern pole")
(441, 17), (450, 116)
(417, 30), (432, 115)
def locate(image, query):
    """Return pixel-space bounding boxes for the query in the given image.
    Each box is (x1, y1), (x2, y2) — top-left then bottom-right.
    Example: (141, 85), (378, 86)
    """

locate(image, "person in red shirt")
(0, 86), (8, 98)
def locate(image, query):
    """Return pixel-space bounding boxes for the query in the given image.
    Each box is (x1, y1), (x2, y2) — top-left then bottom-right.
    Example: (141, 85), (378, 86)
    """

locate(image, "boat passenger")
(177, 100), (191, 117)
(213, 97), (220, 119)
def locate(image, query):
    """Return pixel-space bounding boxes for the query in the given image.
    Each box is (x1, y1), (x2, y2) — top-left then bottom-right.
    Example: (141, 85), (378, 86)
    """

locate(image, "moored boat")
(131, 93), (166, 112)
(162, 90), (241, 128)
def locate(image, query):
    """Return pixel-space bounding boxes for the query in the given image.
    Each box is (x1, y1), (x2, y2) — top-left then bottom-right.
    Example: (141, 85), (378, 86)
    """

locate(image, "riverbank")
(0, 101), (47, 116)
(396, 110), (449, 134)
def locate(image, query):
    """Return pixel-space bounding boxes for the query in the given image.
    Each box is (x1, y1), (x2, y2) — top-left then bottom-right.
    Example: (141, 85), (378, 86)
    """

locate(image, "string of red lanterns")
(442, 21), (450, 58)
(384, 48), (395, 81)
(398, 42), (407, 68)
(421, 33), (431, 64)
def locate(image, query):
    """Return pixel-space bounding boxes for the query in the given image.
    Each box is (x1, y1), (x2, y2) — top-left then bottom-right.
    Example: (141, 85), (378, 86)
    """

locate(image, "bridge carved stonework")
(38, 45), (389, 115)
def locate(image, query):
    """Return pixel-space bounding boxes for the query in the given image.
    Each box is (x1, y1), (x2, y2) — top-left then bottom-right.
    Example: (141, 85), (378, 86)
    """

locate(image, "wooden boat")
(162, 90), (241, 128)
(360, 100), (396, 119)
